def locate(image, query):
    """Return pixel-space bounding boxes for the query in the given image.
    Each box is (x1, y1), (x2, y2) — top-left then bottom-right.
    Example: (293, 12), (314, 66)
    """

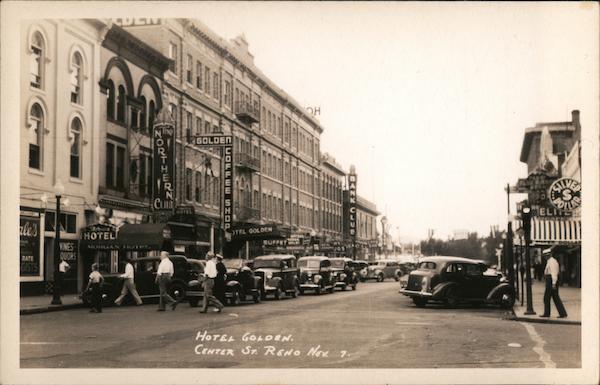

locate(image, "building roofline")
(519, 122), (576, 163)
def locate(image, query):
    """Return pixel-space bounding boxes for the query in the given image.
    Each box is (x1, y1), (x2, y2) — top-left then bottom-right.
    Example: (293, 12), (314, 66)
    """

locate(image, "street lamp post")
(521, 206), (535, 315)
(51, 180), (65, 305)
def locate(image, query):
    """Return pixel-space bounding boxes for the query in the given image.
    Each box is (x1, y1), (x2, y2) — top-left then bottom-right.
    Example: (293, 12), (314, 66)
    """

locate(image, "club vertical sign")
(153, 110), (176, 212)
(223, 145), (233, 234)
(348, 168), (357, 247)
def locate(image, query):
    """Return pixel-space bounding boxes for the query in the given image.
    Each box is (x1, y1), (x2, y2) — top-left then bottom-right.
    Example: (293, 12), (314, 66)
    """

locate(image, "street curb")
(20, 303), (84, 315)
(510, 306), (580, 325)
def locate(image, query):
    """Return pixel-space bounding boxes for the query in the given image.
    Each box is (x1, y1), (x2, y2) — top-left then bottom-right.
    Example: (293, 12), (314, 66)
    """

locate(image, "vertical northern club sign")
(153, 114), (176, 212)
(348, 172), (357, 242)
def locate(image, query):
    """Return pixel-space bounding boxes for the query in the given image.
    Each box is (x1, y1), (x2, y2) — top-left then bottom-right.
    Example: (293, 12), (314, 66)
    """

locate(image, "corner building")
(117, 18), (324, 258)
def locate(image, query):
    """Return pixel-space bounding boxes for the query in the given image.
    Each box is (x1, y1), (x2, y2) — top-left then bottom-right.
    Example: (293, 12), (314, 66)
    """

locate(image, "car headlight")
(266, 273), (273, 280)
(421, 277), (429, 291)
(340, 273), (347, 280)
(313, 274), (322, 283)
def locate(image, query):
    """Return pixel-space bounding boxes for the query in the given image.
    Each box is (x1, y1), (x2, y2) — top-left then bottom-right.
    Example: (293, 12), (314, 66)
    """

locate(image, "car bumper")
(300, 283), (320, 290)
(334, 282), (347, 287)
(399, 289), (433, 297)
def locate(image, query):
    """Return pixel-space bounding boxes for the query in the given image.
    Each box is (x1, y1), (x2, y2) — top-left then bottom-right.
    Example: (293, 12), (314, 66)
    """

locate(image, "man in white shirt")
(540, 247), (567, 318)
(155, 251), (177, 311)
(114, 257), (143, 306)
(199, 252), (224, 313)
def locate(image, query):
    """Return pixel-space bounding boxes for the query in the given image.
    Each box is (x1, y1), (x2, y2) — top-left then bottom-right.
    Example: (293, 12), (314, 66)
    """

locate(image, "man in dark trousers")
(214, 254), (227, 304)
(540, 247), (568, 318)
(199, 252), (224, 313)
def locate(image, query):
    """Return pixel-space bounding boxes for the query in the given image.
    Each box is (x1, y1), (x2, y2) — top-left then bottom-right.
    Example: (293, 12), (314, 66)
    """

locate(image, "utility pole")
(521, 206), (535, 315)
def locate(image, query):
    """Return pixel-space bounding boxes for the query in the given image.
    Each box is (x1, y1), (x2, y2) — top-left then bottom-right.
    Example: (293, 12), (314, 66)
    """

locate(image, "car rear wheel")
(169, 283), (186, 303)
(445, 286), (459, 308)
(412, 297), (428, 308)
(316, 286), (322, 295)
(230, 288), (241, 306)
(328, 286), (334, 294)
(291, 283), (299, 298)
(377, 273), (384, 282)
(253, 292), (261, 303)
(351, 283), (357, 291)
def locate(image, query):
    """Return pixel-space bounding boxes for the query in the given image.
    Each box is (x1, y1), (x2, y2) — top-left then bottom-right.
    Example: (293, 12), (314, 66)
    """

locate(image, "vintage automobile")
(252, 255), (299, 299)
(222, 258), (262, 305)
(329, 257), (359, 291)
(81, 255), (203, 306)
(399, 256), (516, 308)
(365, 260), (402, 282)
(354, 260), (369, 282)
(297, 256), (335, 294)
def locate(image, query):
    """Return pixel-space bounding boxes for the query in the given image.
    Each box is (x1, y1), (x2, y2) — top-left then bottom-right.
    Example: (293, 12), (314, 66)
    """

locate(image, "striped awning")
(512, 218), (581, 245)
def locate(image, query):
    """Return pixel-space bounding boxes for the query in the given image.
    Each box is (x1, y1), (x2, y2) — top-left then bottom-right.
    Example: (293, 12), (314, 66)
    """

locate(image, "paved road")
(21, 280), (580, 368)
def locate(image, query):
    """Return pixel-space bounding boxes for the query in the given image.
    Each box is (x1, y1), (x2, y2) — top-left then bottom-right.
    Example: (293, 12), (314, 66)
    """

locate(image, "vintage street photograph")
(1, 1), (599, 385)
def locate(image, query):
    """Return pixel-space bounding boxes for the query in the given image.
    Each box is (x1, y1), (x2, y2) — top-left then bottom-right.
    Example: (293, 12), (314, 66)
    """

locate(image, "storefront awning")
(512, 218), (581, 245)
(118, 223), (172, 251)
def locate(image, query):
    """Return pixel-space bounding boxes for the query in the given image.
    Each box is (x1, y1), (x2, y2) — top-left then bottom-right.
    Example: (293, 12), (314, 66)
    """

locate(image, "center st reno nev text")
(194, 330), (351, 358)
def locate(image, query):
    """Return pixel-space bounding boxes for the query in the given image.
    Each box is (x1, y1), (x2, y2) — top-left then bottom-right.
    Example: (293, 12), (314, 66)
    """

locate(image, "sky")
(184, 2), (597, 242)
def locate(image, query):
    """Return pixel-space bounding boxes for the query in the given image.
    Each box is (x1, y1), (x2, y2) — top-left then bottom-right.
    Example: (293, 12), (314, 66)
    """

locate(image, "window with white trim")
(30, 32), (44, 89)
(70, 52), (83, 104)
(70, 117), (82, 178)
(28, 103), (44, 170)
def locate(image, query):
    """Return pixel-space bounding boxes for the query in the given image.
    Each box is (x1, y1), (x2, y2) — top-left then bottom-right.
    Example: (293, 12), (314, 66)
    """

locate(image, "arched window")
(70, 117), (82, 178)
(30, 32), (44, 88)
(106, 80), (115, 119)
(70, 52), (83, 104)
(117, 85), (126, 123)
(29, 103), (44, 170)
(148, 100), (156, 130)
(139, 96), (147, 132)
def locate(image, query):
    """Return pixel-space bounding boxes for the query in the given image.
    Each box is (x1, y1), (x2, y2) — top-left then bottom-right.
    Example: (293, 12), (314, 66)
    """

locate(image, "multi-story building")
(117, 18), (324, 258)
(318, 153), (345, 254)
(343, 191), (380, 261)
(515, 110), (582, 287)
(19, 19), (108, 295)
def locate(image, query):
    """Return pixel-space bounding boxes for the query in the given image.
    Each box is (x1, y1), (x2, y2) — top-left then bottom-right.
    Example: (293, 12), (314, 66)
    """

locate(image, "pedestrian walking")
(214, 254), (227, 304)
(85, 263), (104, 313)
(156, 251), (178, 312)
(114, 257), (143, 306)
(540, 247), (568, 318)
(58, 256), (70, 287)
(199, 252), (224, 313)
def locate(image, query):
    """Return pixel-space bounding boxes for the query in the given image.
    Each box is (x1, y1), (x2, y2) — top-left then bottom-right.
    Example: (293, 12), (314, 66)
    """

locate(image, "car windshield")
(253, 259), (282, 269)
(330, 260), (345, 268)
(223, 259), (244, 269)
(299, 259), (320, 269)
(418, 261), (437, 270)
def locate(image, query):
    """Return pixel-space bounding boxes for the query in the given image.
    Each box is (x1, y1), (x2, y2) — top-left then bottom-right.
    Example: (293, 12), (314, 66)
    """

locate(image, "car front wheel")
(500, 290), (515, 309)
(412, 297), (428, 308)
(230, 288), (241, 306)
(445, 286), (459, 308)
(169, 283), (186, 303)
(274, 284), (283, 300)
(377, 273), (384, 282)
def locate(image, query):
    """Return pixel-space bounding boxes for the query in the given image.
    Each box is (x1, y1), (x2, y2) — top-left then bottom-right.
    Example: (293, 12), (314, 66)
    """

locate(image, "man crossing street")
(199, 252), (224, 313)
(156, 251), (178, 312)
(540, 247), (568, 319)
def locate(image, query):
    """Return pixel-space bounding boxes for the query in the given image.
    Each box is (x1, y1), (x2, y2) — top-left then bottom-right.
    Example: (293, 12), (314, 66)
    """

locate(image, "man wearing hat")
(214, 254), (227, 304)
(540, 246), (568, 318)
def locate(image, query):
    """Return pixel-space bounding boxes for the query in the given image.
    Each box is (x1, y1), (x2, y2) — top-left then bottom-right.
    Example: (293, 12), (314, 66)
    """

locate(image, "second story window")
(106, 80), (115, 120)
(212, 72), (219, 99)
(105, 142), (126, 191)
(30, 32), (44, 89)
(224, 80), (231, 107)
(69, 117), (82, 179)
(186, 54), (193, 83)
(168, 42), (178, 74)
(204, 67), (210, 94)
(28, 103), (45, 170)
(70, 52), (83, 104)
(196, 62), (202, 89)
(116, 85), (126, 123)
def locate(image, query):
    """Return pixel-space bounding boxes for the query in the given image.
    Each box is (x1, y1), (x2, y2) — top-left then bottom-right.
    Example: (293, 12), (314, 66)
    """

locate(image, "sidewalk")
(512, 280), (581, 325)
(20, 294), (84, 315)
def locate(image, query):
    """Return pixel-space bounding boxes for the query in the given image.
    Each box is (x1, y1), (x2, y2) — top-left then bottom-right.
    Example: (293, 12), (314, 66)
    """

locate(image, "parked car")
(399, 256), (515, 308)
(252, 255), (299, 299)
(329, 257), (359, 291)
(365, 260), (402, 282)
(354, 260), (369, 282)
(222, 258), (262, 305)
(81, 255), (203, 306)
(297, 256), (335, 294)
